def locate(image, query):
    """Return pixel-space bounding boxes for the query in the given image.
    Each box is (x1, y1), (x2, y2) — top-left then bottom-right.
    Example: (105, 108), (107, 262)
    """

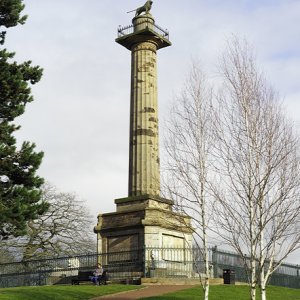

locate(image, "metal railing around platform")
(117, 20), (169, 40)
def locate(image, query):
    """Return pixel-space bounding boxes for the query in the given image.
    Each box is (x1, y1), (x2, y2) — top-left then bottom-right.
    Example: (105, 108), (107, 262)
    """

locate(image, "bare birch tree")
(213, 38), (300, 300)
(3, 183), (96, 260)
(164, 63), (215, 300)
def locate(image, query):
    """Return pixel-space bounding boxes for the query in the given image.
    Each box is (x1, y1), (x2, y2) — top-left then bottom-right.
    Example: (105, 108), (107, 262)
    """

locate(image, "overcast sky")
(5, 0), (300, 263)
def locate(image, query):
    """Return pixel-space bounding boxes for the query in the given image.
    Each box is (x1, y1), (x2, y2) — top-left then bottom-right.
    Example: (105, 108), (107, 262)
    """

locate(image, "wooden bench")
(71, 270), (108, 285)
(71, 271), (93, 285)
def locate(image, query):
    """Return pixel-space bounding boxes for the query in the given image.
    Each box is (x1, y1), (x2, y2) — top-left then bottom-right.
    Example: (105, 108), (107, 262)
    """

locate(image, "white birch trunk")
(202, 191), (210, 300)
(250, 254), (256, 300)
(259, 205), (267, 300)
(260, 280), (267, 300)
(260, 249), (274, 300)
(250, 194), (257, 300)
(204, 279), (210, 300)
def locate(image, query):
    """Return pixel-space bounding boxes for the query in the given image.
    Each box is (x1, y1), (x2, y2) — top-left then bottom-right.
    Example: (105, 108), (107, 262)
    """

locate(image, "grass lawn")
(142, 285), (300, 300)
(0, 284), (141, 300)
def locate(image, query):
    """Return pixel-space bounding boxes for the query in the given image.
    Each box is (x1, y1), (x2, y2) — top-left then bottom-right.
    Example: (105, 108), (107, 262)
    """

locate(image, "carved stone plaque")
(107, 234), (139, 262)
(162, 234), (185, 262)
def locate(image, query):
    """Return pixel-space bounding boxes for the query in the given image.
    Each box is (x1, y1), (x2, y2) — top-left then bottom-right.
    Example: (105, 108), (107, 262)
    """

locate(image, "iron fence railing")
(0, 246), (299, 289)
(117, 20), (169, 40)
(0, 249), (143, 288)
(212, 247), (300, 289)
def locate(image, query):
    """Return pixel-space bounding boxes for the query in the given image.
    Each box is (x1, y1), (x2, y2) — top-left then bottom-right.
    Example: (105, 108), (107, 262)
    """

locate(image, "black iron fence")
(0, 247), (299, 289)
(0, 249), (143, 288)
(212, 247), (300, 289)
(144, 246), (210, 279)
(117, 20), (169, 40)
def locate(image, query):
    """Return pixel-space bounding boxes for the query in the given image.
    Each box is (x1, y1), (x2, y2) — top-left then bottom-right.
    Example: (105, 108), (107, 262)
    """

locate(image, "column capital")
(131, 42), (157, 53)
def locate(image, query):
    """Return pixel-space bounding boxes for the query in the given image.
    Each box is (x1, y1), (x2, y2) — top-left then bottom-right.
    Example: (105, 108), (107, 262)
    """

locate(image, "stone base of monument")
(94, 195), (193, 279)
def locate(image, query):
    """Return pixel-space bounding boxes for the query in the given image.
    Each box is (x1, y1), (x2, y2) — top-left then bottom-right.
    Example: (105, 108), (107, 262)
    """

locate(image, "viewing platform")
(116, 14), (171, 50)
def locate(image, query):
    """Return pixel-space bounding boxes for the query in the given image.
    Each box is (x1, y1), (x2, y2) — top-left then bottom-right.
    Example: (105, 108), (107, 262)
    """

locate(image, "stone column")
(129, 42), (160, 197)
(128, 15), (160, 197)
(116, 13), (171, 198)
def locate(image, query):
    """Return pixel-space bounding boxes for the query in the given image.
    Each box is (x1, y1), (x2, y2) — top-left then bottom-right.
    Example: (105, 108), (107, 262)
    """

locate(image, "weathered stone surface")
(114, 195), (173, 213)
(142, 208), (193, 233)
(129, 39), (160, 197)
(100, 210), (145, 230)
(108, 234), (139, 252)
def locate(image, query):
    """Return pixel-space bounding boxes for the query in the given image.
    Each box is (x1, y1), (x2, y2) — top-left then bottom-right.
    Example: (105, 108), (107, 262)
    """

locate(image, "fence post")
(212, 246), (218, 278)
(142, 246), (146, 278)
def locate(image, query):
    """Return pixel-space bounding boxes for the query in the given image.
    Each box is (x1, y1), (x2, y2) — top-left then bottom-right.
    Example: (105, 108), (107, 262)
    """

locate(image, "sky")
(4, 0), (300, 263)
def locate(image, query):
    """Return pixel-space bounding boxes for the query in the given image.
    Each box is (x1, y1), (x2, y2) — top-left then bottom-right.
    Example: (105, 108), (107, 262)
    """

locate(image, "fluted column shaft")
(128, 40), (160, 197)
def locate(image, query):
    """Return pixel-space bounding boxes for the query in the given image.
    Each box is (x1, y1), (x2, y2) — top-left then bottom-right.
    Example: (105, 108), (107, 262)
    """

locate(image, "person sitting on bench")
(91, 263), (103, 285)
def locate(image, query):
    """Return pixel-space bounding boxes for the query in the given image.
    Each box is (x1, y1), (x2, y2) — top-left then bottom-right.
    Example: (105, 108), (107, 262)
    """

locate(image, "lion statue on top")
(128, 1), (153, 17)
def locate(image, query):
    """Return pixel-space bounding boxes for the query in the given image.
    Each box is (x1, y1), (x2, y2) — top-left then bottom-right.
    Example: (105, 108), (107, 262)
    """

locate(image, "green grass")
(1, 284), (299, 300)
(142, 285), (300, 300)
(0, 284), (141, 300)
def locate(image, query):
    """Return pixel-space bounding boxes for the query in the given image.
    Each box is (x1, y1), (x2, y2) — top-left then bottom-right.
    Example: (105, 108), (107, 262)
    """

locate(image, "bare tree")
(164, 63), (215, 300)
(3, 183), (96, 260)
(213, 38), (300, 300)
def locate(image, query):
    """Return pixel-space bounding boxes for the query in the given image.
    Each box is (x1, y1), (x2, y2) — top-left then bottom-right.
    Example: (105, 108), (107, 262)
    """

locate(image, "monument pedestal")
(95, 195), (193, 255)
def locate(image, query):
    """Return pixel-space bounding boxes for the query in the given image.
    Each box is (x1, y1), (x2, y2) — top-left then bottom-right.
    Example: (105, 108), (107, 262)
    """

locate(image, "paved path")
(92, 285), (194, 300)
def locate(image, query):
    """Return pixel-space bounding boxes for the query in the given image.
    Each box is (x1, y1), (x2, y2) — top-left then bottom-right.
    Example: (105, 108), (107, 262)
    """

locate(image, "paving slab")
(92, 285), (194, 300)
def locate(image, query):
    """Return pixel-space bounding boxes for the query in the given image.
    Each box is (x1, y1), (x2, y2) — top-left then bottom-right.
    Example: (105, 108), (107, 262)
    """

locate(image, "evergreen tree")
(0, 0), (48, 240)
